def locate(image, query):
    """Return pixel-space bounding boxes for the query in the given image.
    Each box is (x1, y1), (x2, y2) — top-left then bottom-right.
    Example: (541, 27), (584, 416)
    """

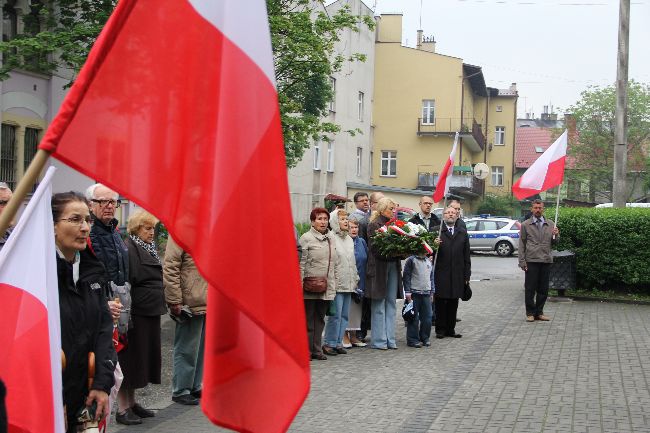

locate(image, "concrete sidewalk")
(113, 277), (650, 433)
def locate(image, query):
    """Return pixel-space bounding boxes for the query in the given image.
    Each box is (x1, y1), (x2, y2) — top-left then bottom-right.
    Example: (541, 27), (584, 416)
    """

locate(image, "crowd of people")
(298, 191), (473, 360)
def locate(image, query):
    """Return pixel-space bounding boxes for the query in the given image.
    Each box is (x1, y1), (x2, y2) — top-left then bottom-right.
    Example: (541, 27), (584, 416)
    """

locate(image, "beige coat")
(163, 237), (208, 314)
(330, 209), (359, 293)
(299, 227), (337, 301)
(519, 217), (559, 266)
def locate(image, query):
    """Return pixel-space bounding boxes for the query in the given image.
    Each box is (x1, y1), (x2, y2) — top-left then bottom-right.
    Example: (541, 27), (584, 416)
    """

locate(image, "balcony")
(432, 172), (483, 197)
(417, 118), (485, 153)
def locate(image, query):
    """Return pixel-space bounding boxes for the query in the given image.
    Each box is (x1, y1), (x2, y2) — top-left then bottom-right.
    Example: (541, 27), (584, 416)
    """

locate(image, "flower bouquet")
(371, 218), (437, 259)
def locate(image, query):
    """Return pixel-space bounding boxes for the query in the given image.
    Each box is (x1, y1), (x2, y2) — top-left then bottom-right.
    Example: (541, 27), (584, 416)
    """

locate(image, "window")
(495, 126), (505, 145)
(24, 128), (40, 171)
(326, 142), (334, 172)
(465, 220), (478, 231)
(313, 142), (321, 170)
(496, 105), (503, 112)
(380, 151), (397, 177)
(356, 147), (362, 177)
(422, 100), (435, 124)
(329, 77), (336, 112)
(1, 124), (17, 190)
(358, 91), (364, 121)
(2, 3), (17, 42)
(491, 166), (504, 186)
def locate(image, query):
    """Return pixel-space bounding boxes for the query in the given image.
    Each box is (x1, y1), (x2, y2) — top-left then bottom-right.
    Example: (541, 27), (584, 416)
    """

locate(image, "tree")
(0, 0), (373, 168)
(566, 81), (650, 202)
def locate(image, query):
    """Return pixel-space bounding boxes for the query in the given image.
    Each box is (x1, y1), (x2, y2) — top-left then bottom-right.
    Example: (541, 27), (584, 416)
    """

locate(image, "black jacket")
(434, 225), (471, 299)
(89, 217), (129, 285)
(127, 238), (166, 316)
(58, 249), (116, 430)
(409, 213), (441, 232)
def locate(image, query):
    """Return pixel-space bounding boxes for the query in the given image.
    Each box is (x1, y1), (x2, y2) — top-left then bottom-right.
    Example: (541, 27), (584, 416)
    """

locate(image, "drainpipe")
(511, 92), (518, 197)
(459, 69), (464, 173)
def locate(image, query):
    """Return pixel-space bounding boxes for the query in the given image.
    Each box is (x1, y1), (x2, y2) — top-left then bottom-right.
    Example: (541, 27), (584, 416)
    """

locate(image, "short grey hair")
(85, 183), (117, 200)
(0, 182), (10, 191)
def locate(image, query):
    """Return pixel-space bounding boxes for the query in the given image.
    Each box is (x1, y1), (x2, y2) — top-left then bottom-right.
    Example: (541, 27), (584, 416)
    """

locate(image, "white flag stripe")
(188, 0), (276, 86)
(518, 130), (568, 190)
(0, 166), (64, 432)
(444, 133), (460, 197)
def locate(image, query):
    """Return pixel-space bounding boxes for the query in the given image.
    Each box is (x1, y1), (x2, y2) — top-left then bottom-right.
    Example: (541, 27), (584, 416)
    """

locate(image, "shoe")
(335, 347), (348, 354)
(311, 353), (327, 360)
(407, 342), (423, 348)
(372, 346), (388, 350)
(526, 315), (535, 322)
(422, 341), (431, 347)
(388, 346), (398, 350)
(447, 333), (462, 338)
(191, 389), (202, 399)
(342, 332), (352, 348)
(535, 314), (550, 321)
(131, 403), (155, 418)
(172, 394), (200, 406)
(322, 346), (338, 356)
(435, 334), (445, 339)
(116, 408), (142, 425)
(350, 337), (367, 347)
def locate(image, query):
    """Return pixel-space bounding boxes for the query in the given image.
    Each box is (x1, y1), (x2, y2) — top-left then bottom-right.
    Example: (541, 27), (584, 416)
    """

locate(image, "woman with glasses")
(366, 197), (404, 350)
(52, 191), (116, 432)
(115, 209), (165, 424)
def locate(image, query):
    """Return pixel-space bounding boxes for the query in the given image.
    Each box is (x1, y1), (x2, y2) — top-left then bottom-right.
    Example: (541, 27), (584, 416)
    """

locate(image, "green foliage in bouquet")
(371, 220), (438, 259)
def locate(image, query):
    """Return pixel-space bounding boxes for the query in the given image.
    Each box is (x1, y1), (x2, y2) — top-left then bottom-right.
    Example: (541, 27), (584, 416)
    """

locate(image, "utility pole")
(613, 0), (630, 207)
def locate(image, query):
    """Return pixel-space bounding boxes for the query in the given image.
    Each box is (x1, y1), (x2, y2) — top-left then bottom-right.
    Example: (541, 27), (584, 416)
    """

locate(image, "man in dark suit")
(433, 207), (471, 339)
(449, 199), (466, 229)
(409, 196), (440, 232)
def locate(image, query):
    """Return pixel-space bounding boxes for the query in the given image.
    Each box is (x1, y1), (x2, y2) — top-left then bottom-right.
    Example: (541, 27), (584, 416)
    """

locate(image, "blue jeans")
(407, 293), (433, 345)
(323, 292), (351, 348)
(370, 261), (398, 349)
(172, 314), (205, 397)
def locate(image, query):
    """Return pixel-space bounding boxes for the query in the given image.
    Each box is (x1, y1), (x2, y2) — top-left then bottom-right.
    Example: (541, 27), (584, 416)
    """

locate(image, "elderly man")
(0, 183), (13, 251)
(163, 236), (207, 406)
(409, 196), (440, 232)
(448, 199), (466, 229)
(519, 199), (559, 322)
(433, 207), (471, 339)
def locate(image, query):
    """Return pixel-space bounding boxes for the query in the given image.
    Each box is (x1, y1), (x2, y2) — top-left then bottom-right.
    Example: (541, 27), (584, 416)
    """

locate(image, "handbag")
(461, 282), (472, 302)
(303, 238), (331, 294)
(401, 300), (416, 323)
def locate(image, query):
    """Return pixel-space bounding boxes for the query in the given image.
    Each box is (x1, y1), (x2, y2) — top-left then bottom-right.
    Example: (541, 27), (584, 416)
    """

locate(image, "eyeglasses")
(91, 198), (121, 208)
(0, 200), (8, 206)
(59, 215), (92, 226)
(421, 202), (434, 206)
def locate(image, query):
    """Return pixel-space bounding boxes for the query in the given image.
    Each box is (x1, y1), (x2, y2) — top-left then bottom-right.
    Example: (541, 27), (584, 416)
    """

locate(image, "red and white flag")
(433, 132), (459, 203)
(0, 167), (64, 433)
(512, 129), (568, 200)
(38, 1), (309, 432)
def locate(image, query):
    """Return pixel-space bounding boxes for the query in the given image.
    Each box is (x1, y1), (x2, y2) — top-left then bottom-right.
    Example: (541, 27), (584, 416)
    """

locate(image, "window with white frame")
(495, 126), (505, 145)
(326, 142), (334, 172)
(422, 99), (435, 124)
(381, 151), (397, 177)
(358, 91), (364, 121)
(491, 166), (504, 186)
(329, 77), (336, 112)
(356, 147), (362, 177)
(313, 142), (321, 170)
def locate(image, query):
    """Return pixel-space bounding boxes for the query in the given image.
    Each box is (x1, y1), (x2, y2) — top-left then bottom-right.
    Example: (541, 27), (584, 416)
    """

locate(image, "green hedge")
(554, 208), (650, 291)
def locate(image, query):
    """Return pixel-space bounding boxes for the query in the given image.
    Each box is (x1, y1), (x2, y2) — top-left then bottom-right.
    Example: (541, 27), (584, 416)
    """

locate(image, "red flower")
(395, 220), (406, 228)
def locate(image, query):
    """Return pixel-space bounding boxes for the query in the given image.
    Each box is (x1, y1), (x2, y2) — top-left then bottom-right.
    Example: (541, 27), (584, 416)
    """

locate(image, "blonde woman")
(365, 197), (404, 350)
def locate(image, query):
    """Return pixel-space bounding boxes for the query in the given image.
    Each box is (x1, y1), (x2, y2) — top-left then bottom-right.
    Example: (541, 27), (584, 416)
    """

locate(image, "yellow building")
(372, 14), (517, 211)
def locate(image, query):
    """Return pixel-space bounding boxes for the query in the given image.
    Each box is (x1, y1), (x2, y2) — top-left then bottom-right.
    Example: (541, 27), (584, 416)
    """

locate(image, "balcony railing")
(417, 117), (485, 152)
(432, 173), (482, 196)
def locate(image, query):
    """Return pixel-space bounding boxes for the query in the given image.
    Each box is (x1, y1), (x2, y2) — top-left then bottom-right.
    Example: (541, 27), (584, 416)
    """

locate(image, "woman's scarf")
(130, 234), (161, 264)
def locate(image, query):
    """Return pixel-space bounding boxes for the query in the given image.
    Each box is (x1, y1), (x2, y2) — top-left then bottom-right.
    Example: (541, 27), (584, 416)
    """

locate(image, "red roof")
(515, 127), (553, 169)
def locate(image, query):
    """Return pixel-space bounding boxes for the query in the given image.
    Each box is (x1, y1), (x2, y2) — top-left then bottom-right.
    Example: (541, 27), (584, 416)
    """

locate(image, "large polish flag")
(433, 132), (460, 203)
(38, 1), (309, 432)
(512, 129), (568, 200)
(0, 167), (64, 433)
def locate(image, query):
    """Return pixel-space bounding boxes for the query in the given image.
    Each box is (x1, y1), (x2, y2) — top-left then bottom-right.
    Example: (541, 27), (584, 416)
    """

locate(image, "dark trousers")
(435, 298), (459, 336)
(304, 299), (328, 356)
(406, 293), (433, 344)
(525, 262), (551, 316)
(357, 297), (372, 339)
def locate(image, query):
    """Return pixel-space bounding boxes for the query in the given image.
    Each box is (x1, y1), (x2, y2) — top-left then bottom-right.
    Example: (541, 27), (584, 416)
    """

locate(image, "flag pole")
(0, 149), (52, 235)
(553, 184), (561, 239)
(432, 195), (448, 270)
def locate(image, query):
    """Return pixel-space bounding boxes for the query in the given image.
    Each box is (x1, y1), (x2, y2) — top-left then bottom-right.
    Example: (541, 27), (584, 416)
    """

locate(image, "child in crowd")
(402, 252), (434, 348)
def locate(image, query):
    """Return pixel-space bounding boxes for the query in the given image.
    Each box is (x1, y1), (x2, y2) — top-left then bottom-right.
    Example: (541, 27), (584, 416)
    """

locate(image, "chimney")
(421, 35), (436, 53)
(416, 29), (423, 49)
(509, 82), (517, 92)
(564, 113), (576, 138)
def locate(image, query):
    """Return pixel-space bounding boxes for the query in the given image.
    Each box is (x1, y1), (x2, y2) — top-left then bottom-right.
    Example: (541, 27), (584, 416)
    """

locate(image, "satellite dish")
(473, 163), (489, 180)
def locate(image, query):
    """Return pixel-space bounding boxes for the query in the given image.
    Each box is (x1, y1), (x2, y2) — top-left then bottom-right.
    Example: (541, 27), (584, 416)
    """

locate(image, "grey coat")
(518, 217), (559, 266)
(365, 215), (404, 300)
(299, 227), (337, 301)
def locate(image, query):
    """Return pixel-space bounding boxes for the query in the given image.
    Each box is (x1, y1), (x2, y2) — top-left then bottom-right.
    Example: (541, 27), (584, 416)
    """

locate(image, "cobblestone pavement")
(113, 269), (650, 433)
